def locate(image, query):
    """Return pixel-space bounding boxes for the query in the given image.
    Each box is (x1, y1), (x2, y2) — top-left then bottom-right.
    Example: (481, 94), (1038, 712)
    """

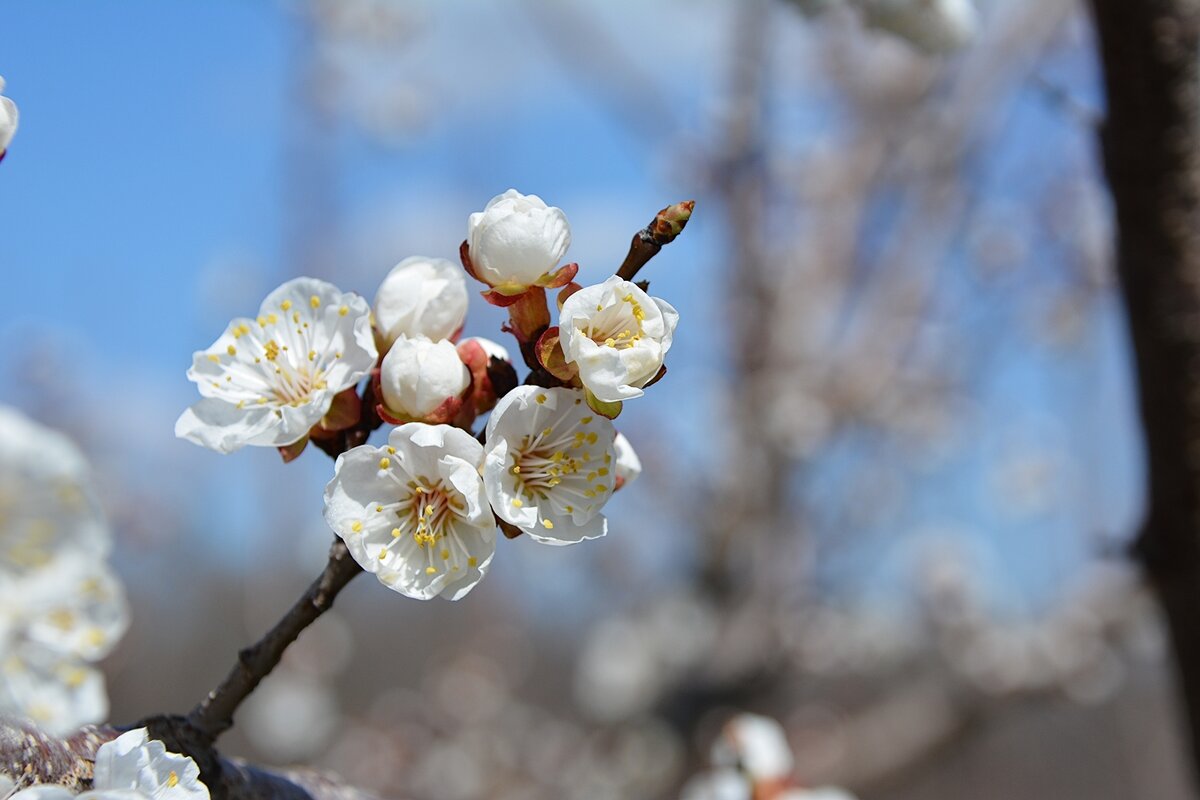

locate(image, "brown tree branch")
(1089, 0), (1200, 787)
(132, 537), (363, 798)
(184, 537), (362, 743)
(0, 718), (379, 800)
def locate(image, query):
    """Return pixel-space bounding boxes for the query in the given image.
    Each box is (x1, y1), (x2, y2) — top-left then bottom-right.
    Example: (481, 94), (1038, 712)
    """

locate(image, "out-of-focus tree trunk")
(1089, 0), (1200, 788)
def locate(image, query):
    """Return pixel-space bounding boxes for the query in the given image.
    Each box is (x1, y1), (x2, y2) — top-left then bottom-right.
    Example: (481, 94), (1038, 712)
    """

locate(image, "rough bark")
(0, 718), (379, 800)
(1089, 0), (1200, 786)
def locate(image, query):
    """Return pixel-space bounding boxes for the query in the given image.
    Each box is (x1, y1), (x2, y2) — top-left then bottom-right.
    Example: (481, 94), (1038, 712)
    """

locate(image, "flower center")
(397, 480), (461, 547)
(270, 363), (326, 406)
(583, 293), (647, 350)
(508, 413), (611, 508)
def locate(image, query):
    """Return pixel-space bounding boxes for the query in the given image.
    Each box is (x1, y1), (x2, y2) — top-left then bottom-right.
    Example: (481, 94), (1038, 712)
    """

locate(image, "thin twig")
(616, 200), (695, 282)
(185, 537), (362, 743)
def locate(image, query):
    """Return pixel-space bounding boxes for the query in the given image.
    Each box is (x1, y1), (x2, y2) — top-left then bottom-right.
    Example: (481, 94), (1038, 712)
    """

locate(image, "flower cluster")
(682, 714), (857, 800)
(179, 189), (687, 601)
(0, 76), (16, 161)
(0, 408), (129, 735)
(1, 728), (209, 800)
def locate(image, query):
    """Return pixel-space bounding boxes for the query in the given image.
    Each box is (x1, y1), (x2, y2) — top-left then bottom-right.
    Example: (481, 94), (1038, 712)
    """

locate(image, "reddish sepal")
(277, 436), (309, 463)
(535, 327), (579, 383)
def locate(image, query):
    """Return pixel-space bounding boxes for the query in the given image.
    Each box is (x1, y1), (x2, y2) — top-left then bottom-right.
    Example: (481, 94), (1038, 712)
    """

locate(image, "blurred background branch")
(1089, 0), (1200, 788)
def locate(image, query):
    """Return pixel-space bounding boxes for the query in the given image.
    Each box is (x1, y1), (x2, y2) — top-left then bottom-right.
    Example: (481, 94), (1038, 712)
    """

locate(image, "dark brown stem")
(1089, 0), (1200, 787)
(185, 537), (362, 743)
(615, 233), (664, 282)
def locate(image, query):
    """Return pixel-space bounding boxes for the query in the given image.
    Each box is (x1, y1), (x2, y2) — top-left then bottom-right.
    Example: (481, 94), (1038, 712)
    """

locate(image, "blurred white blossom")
(0, 76), (17, 158)
(683, 713), (857, 800)
(0, 407), (128, 735)
(790, 0), (977, 54)
(176, 277), (376, 454)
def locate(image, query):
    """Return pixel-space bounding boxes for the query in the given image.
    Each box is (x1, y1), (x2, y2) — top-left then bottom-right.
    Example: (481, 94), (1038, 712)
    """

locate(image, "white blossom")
(0, 644), (108, 739)
(613, 432), (641, 489)
(685, 714), (858, 800)
(6, 728), (210, 800)
(792, 0), (976, 53)
(466, 189), (571, 294)
(176, 277), (377, 454)
(324, 424), (495, 600)
(0, 408), (128, 735)
(0, 77), (17, 157)
(378, 335), (469, 423)
(859, 0), (977, 54)
(712, 714), (794, 782)
(0, 408), (108, 579)
(373, 256), (469, 348)
(483, 386), (617, 544)
(680, 770), (751, 800)
(558, 276), (678, 403)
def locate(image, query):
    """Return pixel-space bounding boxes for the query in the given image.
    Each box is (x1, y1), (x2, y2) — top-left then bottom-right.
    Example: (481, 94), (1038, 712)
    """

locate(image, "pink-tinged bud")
(457, 337), (517, 416)
(465, 189), (572, 294)
(376, 335), (470, 424)
(647, 200), (694, 246)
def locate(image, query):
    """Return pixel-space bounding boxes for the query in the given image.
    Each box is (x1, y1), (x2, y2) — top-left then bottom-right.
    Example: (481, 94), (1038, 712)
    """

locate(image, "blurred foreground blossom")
(324, 423), (495, 600)
(683, 713), (857, 800)
(0, 76), (16, 159)
(0, 407), (128, 735)
(176, 277), (376, 454)
(373, 256), (468, 348)
(6, 727), (209, 800)
(558, 277), (678, 404)
(790, 0), (977, 53)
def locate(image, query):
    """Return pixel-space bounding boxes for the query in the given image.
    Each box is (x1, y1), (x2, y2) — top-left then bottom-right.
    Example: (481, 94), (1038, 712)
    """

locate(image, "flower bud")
(373, 256), (468, 348)
(0, 77), (18, 159)
(466, 189), (572, 295)
(378, 335), (469, 423)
